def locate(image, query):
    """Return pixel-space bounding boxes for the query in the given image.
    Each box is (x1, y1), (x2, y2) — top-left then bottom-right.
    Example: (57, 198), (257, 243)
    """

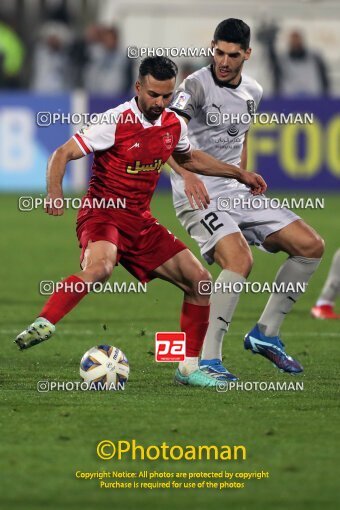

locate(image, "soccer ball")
(80, 345), (130, 390)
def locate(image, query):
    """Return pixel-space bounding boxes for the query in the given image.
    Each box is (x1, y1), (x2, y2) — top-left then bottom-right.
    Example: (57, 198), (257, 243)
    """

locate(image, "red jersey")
(73, 97), (191, 214)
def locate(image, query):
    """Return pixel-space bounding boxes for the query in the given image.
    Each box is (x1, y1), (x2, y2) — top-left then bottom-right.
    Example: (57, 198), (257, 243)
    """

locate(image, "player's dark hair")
(213, 18), (250, 50)
(139, 56), (178, 81)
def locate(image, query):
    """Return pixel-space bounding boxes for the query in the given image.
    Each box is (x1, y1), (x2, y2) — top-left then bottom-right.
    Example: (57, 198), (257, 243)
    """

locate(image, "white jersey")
(170, 65), (263, 208)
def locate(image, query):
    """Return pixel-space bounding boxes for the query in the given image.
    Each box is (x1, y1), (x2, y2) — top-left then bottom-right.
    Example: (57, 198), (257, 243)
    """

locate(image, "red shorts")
(76, 207), (187, 283)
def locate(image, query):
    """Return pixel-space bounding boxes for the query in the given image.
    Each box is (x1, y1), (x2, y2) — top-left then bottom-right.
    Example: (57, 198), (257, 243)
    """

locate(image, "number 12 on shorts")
(200, 212), (223, 235)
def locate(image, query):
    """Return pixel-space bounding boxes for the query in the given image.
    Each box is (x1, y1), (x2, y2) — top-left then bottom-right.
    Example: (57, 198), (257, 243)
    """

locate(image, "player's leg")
(151, 249), (219, 387)
(258, 219), (324, 334)
(245, 219), (324, 373)
(200, 232), (252, 379)
(311, 248), (340, 319)
(15, 241), (117, 350)
(176, 205), (249, 379)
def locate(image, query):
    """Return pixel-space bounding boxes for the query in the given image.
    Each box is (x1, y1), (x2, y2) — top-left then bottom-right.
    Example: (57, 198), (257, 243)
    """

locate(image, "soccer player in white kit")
(311, 249), (340, 319)
(169, 18), (324, 378)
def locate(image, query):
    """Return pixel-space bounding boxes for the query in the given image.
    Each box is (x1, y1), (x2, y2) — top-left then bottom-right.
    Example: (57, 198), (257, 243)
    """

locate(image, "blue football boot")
(199, 358), (238, 381)
(244, 324), (303, 374)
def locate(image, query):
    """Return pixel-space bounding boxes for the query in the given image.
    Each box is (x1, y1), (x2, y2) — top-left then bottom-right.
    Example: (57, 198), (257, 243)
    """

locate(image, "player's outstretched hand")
(238, 171), (267, 195)
(45, 191), (64, 216)
(184, 173), (210, 210)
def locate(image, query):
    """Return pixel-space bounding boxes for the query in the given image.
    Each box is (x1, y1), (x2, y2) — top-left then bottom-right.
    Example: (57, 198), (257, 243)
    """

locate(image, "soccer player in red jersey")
(15, 56), (266, 387)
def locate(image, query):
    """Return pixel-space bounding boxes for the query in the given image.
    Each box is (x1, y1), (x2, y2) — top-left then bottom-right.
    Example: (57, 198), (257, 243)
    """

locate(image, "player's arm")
(46, 138), (84, 216)
(168, 154), (210, 210)
(46, 108), (118, 216)
(170, 130), (250, 209)
(172, 149), (267, 195)
(172, 116), (266, 195)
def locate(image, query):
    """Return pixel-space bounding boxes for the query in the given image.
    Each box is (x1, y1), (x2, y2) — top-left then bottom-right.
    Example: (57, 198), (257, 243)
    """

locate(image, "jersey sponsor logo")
(126, 158), (163, 174)
(170, 91), (191, 110)
(127, 142), (141, 151)
(162, 132), (174, 150)
(212, 135), (242, 149)
(247, 99), (256, 116)
(155, 332), (186, 362)
(227, 125), (239, 137)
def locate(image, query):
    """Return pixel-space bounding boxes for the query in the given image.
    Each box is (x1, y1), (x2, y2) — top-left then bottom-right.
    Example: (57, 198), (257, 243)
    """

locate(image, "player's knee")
(215, 246), (253, 277)
(188, 267), (212, 297)
(101, 258), (115, 280)
(241, 249), (253, 276)
(314, 235), (325, 258)
(84, 257), (114, 282)
(96, 257), (115, 281)
(297, 233), (325, 258)
(199, 267), (212, 284)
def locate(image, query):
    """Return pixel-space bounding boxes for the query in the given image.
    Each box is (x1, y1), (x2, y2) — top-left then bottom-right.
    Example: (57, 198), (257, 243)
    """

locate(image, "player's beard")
(147, 108), (163, 121)
(138, 97), (163, 122)
(145, 106), (164, 122)
(213, 60), (244, 86)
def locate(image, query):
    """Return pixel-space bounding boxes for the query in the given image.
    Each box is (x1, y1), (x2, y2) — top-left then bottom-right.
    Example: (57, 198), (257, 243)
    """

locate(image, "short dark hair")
(139, 56), (178, 81)
(213, 18), (250, 50)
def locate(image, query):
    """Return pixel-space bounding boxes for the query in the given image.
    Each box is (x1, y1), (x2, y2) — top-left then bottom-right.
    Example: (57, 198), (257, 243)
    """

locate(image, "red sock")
(39, 275), (88, 325)
(180, 302), (210, 357)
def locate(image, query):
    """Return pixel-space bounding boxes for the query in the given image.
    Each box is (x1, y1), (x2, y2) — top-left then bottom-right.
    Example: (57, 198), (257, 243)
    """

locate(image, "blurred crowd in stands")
(0, 15), (135, 94)
(0, 10), (331, 96)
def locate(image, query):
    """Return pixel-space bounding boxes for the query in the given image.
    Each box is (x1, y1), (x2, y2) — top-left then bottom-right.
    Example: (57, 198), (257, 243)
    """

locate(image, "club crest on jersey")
(126, 158), (163, 174)
(247, 100), (256, 116)
(162, 132), (174, 150)
(227, 125), (239, 137)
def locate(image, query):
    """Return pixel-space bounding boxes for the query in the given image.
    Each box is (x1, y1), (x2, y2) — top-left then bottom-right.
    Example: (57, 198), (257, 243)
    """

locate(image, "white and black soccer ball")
(80, 345), (129, 390)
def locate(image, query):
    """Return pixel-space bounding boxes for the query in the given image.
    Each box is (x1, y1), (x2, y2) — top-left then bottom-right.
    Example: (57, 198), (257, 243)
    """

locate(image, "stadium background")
(1, 1), (339, 510)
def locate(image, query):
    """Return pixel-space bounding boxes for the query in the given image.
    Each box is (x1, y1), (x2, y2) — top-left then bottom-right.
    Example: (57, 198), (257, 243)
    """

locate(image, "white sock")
(201, 269), (245, 360)
(178, 357), (198, 376)
(37, 317), (54, 327)
(316, 249), (340, 306)
(316, 299), (334, 307)
(259, 256), (321, 337)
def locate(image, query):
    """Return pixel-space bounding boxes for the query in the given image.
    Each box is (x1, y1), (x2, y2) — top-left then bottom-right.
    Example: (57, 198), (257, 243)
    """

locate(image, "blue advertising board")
(0, 93), (72, 191)
(248, 99), (340, 190)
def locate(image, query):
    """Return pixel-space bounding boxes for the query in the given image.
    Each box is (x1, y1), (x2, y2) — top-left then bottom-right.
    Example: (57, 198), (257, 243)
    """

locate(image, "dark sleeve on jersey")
(170, 78), (206, 121)
(314, 54), (330, 95)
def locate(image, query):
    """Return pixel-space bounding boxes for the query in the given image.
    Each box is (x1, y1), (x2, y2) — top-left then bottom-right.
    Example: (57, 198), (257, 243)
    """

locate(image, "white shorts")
(176, 193), (300, 264)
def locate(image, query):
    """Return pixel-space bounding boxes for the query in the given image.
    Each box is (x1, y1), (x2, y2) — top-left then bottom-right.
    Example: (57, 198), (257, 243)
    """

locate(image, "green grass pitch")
(1, 192), (339, 510)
